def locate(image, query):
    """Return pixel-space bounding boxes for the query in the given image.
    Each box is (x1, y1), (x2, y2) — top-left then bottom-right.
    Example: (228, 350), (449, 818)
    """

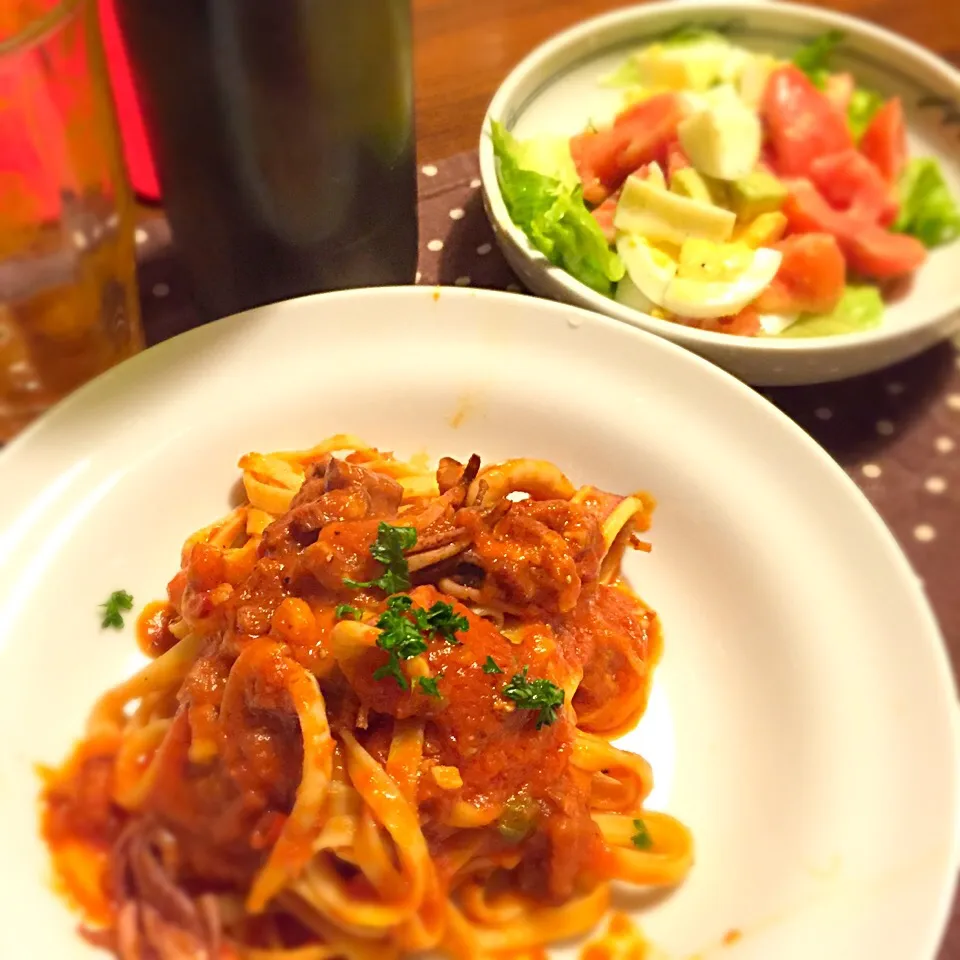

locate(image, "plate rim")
(1, 284), (958, 956)
(477, 0), (960, 356)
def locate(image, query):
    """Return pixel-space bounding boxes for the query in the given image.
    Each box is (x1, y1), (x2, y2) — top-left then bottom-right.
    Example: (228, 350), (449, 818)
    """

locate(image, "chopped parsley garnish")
(100, 590), (133, 629)
(631, 818), (653, 850)
(416, 602), (469, 645)
(334, 603), (362, 620)
(482, 656), (504, 675)
(502, 667), (564, 729)
(372, 594), (429, 690)
(370, 594), (469, 690)
(418, 675), (442, 699)
(343, 522), (417, 594)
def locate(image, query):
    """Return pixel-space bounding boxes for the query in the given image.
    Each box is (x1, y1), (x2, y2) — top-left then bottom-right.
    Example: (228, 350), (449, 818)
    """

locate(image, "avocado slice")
(671, 167), (729, 207)
(728, 171), (787, 221)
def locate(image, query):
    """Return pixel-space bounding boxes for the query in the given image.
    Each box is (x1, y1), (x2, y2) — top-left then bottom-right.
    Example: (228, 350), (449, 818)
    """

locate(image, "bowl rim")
(477, 0), (960, 356)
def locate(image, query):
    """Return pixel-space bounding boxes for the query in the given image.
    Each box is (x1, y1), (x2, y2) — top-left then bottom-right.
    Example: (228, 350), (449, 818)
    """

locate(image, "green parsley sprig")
(334, 603), (362, 620)
(418, 675), (443, 699)
(372, 595), (429, 690)
(344, 523), (417, 594)
(413, 601), (468, 645)
(482, 656), (504, 675)
(631, 818), (653, 850)
(369, 594), (469, 690)
(100, 590), (133, 629)
(501, 667), (564, 729)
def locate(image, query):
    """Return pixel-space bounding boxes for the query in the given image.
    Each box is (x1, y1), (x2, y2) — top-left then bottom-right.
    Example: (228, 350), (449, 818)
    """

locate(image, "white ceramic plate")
(0, 287), (957, 958)
(479, 0), (960, 386)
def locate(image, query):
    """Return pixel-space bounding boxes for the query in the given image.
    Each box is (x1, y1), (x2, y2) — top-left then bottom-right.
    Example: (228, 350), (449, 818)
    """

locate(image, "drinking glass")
(0, 0), (141, 441)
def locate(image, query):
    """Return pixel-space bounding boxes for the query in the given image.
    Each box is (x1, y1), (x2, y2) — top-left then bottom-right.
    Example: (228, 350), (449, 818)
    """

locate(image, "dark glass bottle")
(117, 0), (417, 319)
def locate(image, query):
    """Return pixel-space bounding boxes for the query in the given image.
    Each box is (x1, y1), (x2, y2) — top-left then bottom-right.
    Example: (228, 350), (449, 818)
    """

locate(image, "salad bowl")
(478, 0), (960, 385)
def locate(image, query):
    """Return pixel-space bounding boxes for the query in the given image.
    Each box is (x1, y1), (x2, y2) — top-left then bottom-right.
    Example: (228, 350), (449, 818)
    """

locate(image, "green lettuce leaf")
(491, 122), (624, 296)
(601, 59), (645, 88)
(659, 25), (726, 48)
(510, 134), (579, 191)
(792, 29), (843, 88)
(781, 284), (884, 338)
(847, 86), (884, 141)
(892, 157), (960, 248)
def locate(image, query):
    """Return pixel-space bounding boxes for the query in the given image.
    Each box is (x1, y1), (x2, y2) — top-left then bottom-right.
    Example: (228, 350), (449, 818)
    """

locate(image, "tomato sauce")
(41, 453), (660, 936)
(135, 600), (178, 657)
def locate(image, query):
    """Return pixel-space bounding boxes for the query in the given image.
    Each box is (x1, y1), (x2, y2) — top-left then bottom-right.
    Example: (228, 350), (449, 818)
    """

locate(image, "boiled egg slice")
(678, 98), (762, 181)
(660, 240), (782, 319)
(616, 234), (678, 306)
(614, 175), (735, 246)
(614, 273), (658, 314)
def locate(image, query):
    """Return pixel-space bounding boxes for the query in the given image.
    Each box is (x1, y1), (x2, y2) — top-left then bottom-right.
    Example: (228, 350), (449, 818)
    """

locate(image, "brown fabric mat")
(134, 149), (960, 956)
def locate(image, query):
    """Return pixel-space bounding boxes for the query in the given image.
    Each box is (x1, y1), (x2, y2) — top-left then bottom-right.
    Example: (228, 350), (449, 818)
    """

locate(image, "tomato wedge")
(761, 65), (852, 177)
(859, 97), (907, 185)
(783, 178), (926, 279)
(755, 233), (846, 315)
(591, 190), (621, 244)
(716, 307), (762, 337)
(809, 149), (897, 226)
(570, 93), (685, 205)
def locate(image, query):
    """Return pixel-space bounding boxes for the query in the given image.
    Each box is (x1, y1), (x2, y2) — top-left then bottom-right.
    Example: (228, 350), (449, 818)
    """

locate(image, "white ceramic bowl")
(0, 287), (957, 958)
(479, 0), (960, 386)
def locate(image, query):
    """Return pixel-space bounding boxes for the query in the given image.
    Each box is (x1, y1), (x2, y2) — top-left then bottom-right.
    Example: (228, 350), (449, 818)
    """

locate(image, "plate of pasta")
(0, 285), (956, 960)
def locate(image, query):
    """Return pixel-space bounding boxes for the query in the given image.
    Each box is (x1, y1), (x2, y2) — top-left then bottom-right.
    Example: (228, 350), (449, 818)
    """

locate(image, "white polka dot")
(106, 213), (119, 229)
(134, 227), (148, 245)
(875, 419), (895, 436)
(470, 177), (481, 189)
(454, 276), (471, 286)
(862, 463), (882, 478)
(449, 208), (465, 221)
(914, 524), (936, 542)
(415, 270), (422, 283)
(947, 393), (960, 411)
(426, 238), (443, 252)
(814, 407), (832, 421)
(72, 230), (88, 250)
(421, 164), (438, 177)
(885, 381), (904, 396)
(935, 436), (955, 453)
(477, 243), (492, 256)
(925, 476), (947, 494)
(507, 283), (522, 293)
(152, 282), (170, 298)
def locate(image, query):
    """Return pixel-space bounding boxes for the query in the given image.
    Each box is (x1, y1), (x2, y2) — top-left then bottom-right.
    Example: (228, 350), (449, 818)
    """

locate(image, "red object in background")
(99, 0), (160, 200)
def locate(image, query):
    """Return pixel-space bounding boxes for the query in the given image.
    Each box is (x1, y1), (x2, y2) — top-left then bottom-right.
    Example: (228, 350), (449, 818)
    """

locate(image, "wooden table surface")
(412, 0), (960, 162)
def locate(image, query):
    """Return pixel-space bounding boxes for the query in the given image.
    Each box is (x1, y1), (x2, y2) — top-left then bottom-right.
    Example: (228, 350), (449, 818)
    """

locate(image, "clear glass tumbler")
(0, 0), (141, 441)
